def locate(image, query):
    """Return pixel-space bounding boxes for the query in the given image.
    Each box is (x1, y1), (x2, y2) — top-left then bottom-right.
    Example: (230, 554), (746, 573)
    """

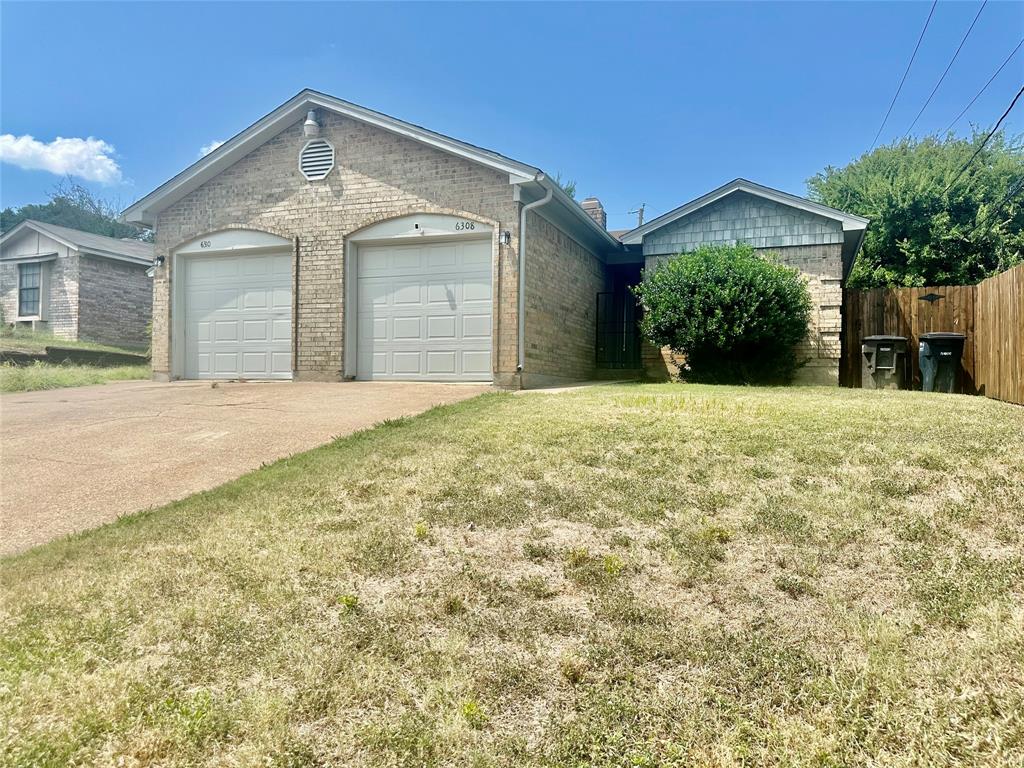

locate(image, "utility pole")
(628, 204), (645, 227)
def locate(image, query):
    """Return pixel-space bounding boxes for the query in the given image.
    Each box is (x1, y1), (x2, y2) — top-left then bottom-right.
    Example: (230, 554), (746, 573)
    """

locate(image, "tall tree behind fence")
(840, 264), (1023, 405)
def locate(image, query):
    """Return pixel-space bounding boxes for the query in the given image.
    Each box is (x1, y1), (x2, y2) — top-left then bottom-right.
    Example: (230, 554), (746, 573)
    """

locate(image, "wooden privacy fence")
(840, 263), (1024, 405)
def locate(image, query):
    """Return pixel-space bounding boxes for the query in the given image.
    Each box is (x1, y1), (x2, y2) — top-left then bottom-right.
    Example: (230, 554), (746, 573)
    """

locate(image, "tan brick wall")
(152, 112), (522, 381)
(523, 210), (607, 385)
(77, 255), (151, 348)
(643, 243), (843, 384)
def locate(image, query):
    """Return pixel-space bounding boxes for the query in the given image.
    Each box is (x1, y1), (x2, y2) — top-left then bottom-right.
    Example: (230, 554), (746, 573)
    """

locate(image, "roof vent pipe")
(517, 175), (554, 376)
(303, 110), (320, 137)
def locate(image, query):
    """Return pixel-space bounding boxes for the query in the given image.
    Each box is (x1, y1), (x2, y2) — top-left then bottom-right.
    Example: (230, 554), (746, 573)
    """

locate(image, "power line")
(871, 0), (939, 149)
(903, 1), (988, 139)
(942, 37), (1024, 134)
(943, 84), (1024, 194)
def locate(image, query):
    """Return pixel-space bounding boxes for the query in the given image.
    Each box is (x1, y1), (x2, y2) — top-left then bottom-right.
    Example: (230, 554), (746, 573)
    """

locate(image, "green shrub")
(633, 244), (812, 384)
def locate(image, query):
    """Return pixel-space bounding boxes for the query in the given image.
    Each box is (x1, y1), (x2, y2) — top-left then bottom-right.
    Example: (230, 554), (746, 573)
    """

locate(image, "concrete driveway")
(0, 380), (490, 556)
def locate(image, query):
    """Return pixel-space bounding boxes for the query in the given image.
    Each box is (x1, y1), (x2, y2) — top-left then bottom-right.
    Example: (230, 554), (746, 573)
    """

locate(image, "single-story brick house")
(123, 89), (868, 387)
(0, 220), (153, 348)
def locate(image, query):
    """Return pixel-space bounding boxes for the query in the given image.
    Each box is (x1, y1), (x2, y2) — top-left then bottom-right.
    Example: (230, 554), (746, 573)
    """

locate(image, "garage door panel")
(463, 350), (491, 375)
(243, 320), (268, 341)
(356, 239), (492, 381)
(184, 251), (292, 380)
(427, 281), (457, 306)
(462, 314), (491, 338)
(214, 321), (238, 341)
(213, 259), (239, 279)
(426, 351), (456, 374)
(242, 352), (268, 374)
(393, 316), (422, 339)
(426, 246), (457, 268)
(393, 352), (421, 374)
(214, 288), (239, 310)
(463, 279), (490, 303)
(272, 319), (291, 342)
(427, 316), (456, 339)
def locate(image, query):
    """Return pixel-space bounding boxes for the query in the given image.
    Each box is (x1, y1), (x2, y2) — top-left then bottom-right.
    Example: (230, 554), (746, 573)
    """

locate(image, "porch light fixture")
(499, 230), (511, 246)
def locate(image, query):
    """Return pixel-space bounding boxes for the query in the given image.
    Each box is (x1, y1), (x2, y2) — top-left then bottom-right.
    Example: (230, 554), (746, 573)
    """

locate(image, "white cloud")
(200, 140), (225, 157)
(0, 134), (122, 183)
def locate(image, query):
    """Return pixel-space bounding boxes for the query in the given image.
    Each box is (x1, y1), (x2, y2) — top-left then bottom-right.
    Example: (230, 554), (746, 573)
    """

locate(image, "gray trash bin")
(861, 335), (908, 389)
(919, 332), (967, 393)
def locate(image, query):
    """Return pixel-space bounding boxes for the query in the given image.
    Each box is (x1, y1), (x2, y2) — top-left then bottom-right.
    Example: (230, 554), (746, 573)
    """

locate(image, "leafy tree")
(0, 180), (152, 242)
(807, 131), (1024, 287)
(634, 244), (811, 384)
(552, 172), (577, 200)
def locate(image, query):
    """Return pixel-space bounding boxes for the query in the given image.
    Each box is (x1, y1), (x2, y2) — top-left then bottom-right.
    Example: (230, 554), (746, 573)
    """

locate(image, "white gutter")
(517, 175), (554, 373)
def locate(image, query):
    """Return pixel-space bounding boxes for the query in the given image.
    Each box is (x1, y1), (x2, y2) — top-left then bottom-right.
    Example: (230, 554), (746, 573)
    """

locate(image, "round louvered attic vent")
(300, 139), (335, 181)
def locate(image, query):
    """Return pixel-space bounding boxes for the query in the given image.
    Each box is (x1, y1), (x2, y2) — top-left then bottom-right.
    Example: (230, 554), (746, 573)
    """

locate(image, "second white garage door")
(356, 239), (492, 381)
(183, 251), (293, 379)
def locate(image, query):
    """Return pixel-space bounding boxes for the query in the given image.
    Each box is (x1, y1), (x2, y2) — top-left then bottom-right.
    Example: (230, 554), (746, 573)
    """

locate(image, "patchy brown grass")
(1, 384), (1023, 766)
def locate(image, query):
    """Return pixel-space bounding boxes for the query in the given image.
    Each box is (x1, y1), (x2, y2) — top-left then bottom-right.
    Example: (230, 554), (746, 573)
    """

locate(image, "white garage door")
(183, 251), (292, 379)
(356, 239), (492, 381)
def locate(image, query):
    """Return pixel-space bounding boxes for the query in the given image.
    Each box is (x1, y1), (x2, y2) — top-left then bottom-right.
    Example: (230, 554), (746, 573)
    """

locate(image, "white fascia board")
(533, 175), (623, 251)
(620, 178), (869, 245)
(123, 89), (543, 226)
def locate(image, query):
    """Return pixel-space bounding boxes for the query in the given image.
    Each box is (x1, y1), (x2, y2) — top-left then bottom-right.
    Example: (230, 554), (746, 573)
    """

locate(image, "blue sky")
(1, 1), (1022, 231)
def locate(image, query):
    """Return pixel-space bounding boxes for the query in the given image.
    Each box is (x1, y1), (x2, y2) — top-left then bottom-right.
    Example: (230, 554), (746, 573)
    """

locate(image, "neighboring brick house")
(619, 179), (868, 384)
(0, 220), (153, 348)
(123, 89), (867, 387)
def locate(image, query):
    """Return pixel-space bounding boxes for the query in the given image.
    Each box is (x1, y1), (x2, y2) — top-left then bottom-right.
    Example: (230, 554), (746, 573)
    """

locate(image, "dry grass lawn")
(1, 384), (1022, 767)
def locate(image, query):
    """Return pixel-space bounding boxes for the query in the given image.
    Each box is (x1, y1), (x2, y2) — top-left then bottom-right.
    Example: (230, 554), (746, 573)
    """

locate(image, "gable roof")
(619, 178), (869, 245)
(0, 220), (153, 265)
(121, 89), (620, 250)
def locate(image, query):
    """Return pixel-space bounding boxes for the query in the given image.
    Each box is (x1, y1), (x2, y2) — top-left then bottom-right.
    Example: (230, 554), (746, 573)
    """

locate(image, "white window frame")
(16, 260), (49, 320)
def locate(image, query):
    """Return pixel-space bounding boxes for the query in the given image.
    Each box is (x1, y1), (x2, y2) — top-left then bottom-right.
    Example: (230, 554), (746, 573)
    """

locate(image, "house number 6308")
(454, 221), (475, 231)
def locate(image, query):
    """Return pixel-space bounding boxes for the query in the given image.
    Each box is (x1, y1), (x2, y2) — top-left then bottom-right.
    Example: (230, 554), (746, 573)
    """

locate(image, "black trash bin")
(919, 332), (967, 393)
(861, 335), (909, 389)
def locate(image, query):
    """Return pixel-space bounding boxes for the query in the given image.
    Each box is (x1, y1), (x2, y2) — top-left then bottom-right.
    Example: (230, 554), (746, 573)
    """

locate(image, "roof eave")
(619, 178), (869, 245)
(0, 220), (79, 252)
(533, 176), (622, 252)
(123, 88), (543, 227)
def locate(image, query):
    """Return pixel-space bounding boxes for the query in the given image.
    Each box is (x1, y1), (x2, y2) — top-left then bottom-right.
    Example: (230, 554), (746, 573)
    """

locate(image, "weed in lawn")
(564, 548), (628, 589)
(902, 545), (1022, 627)
(558, 654), (588, 685)
(443, 595), (466, 616)
(461, 700), (487, 730)
(522, 541), (554, 562)
(517, 575), (557, 600)
(347, 524), (412, 575)
(663, 519), (733, 585)
(413, 521), (430, 541)
(750, 494), (813, 542)
(0, 361), (149, 392)
(608, 531), (633, 549)
(773, 573), (815, 598)
(335, 594), (360, 614)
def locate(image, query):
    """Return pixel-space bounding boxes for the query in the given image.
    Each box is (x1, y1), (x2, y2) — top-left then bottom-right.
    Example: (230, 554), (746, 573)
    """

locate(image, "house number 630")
(200, 240), (212, 248)
(454, 221), (475, 231)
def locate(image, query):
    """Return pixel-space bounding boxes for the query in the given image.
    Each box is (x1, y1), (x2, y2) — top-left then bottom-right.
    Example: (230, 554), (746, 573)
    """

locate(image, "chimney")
(580, 197), (607, 229)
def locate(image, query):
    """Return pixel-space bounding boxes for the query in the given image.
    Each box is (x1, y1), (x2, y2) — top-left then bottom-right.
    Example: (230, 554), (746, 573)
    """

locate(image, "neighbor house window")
(18, 262), (41, 317)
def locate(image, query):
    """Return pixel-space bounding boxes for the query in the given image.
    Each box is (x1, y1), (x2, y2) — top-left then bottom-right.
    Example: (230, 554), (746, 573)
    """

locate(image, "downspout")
(517, 175), (554, 375)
